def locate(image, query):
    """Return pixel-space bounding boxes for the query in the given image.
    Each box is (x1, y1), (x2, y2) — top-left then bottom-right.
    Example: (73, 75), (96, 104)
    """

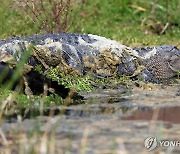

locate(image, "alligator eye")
(167, 55), (180, 72)
(170, 55), (178, 61)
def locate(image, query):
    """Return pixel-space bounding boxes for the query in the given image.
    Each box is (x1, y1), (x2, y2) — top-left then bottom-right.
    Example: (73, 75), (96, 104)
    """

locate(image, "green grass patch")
(74, 0), (180, 47)
(0, 88), (63, 107)
(0, 0), (179, 47)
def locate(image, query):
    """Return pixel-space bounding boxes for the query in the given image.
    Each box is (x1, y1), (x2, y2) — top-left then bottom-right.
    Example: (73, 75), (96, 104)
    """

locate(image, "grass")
(76, 0), (180, 47)
(0, 1), (180, 152)
(0, 0), (179, 46)
(0, 87), (63, 108)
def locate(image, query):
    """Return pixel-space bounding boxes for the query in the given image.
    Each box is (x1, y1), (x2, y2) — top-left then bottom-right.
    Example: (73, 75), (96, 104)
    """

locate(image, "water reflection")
(123, 106), (180, 124)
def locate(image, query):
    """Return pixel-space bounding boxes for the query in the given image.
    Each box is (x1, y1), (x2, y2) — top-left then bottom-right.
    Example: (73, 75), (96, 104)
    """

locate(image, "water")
(122, 106), (180, 124)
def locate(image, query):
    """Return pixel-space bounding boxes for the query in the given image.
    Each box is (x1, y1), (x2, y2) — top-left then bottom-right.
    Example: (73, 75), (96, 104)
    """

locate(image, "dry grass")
(13, 0), (84, 33)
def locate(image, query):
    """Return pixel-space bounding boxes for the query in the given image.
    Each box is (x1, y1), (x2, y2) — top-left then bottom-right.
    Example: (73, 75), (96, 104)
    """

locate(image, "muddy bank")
(0, 83), (180, 153)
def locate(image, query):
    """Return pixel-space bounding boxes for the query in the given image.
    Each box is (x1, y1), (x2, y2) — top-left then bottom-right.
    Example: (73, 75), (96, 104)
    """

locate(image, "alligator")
(0, 33), (180, 96)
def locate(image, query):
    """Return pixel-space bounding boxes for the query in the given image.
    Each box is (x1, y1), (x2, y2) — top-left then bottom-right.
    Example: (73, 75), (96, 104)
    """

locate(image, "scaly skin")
(0, 33), (180, 84)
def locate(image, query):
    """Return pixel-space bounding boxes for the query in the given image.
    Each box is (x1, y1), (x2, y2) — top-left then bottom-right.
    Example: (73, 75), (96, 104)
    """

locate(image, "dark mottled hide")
(0, 33), (180, 95)
(134, 45), (180, 82)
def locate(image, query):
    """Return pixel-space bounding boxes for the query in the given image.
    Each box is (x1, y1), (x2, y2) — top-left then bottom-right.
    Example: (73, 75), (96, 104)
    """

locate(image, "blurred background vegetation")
(0, 0), (180, 47)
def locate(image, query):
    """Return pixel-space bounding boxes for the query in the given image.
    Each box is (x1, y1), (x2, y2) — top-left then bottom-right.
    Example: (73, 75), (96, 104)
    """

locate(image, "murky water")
(122, 106), (180, 124)
(1, 84), (180, 153)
